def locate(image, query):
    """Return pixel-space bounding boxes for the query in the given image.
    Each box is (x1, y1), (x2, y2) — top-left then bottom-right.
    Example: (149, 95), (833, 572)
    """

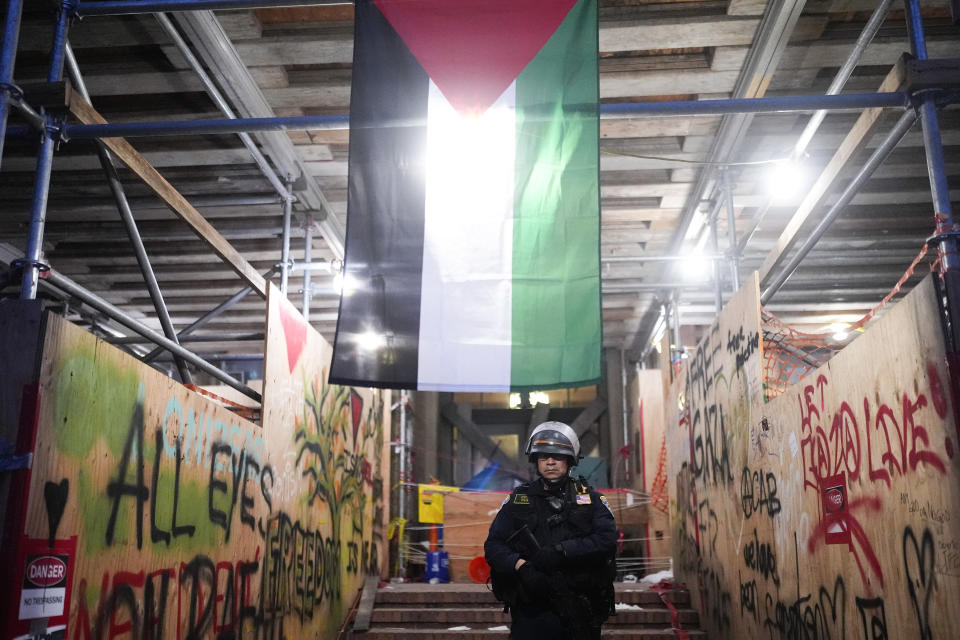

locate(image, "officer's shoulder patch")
(513, 493), (530, 505)
(599, 495), (613, 514)
(576, 494), (592, 505)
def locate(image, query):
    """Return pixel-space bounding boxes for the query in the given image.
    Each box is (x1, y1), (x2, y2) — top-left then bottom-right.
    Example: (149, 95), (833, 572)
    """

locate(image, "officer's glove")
(532, 544), (564, 572)
(517, 563), (551, 595)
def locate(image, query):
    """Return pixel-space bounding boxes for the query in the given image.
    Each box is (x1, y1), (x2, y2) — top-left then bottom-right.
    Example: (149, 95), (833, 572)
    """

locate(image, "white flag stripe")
(418, 80), (517, 391)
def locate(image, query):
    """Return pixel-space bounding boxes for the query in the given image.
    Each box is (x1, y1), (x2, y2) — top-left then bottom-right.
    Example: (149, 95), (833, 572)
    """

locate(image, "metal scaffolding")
(1, 0), (957, 399)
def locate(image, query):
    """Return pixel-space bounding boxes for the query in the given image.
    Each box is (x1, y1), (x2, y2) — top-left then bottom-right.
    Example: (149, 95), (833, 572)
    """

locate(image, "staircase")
(351, 582), (706, 639)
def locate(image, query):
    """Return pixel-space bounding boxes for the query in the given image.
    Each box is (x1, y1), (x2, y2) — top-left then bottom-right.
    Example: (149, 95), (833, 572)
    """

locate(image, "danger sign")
(25, 556), (67, 588)
(19, 553), (69, 620)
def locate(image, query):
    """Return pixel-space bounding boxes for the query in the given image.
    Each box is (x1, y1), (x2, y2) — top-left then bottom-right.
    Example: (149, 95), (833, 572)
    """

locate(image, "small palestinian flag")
(330, 0), (601, 392)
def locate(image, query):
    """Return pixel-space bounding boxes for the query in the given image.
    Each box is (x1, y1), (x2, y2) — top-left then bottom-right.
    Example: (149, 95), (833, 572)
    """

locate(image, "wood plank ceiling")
(1, 0), (958, 375)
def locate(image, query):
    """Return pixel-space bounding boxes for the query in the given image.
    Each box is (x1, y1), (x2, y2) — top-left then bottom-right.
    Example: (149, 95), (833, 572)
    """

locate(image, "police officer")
(484, 421), (618, 640)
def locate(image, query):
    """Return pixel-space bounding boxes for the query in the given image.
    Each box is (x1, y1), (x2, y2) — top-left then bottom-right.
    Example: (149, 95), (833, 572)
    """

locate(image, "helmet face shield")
(525, 421), (581, 466)
(528, 430), (577, 458)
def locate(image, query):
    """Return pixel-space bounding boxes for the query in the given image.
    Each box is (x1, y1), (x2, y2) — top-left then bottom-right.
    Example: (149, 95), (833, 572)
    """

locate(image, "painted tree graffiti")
(295, 374), (383, 594)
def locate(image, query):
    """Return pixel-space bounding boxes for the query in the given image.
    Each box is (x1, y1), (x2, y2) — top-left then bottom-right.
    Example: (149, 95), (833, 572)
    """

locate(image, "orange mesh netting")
(648, 432), (669, 514)
(762, 243), (938, 400)
(184, 383), (262, 422)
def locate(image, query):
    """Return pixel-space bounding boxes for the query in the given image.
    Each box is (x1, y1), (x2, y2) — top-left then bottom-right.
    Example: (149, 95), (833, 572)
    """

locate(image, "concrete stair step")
(374, 584), (691, 607)
(361, 628), (706, 640)
(610, 608), (700, 625)
(370, 606), (699, 627)
(358, 584), (702, 639)
(617, 588), (692, 606)
(375, 590), (500, 605)
(371, 608), (508, 625)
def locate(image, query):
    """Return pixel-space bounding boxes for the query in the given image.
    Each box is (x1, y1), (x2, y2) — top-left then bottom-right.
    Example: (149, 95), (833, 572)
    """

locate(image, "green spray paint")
(51, 350), (140, 458)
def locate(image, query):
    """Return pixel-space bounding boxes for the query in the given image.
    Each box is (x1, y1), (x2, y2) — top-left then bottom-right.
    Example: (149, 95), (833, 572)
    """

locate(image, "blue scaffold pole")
(60, 92), (909, 140)
(0, 0), (26, 172)
(77, 0), (349, 16)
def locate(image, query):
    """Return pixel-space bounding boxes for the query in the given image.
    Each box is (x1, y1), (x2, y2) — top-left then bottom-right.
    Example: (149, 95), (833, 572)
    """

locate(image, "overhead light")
(332, 270), (358, 296)
(766, 158), (804, 201)
(684, 254), (711, 281)
(829, 322), (850, 341)
(507, 391), (549, 408)
(357, 330), (386, 351)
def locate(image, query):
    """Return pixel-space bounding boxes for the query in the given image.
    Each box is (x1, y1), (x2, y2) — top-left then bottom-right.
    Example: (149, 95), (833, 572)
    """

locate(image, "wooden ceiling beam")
(67, 95), (268, 298)
(757, 57), (916, 286)
(441, 403), (525, 474)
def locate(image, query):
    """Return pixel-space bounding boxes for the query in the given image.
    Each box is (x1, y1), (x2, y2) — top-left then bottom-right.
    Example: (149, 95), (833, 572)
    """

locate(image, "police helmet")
(524, 421), (580, 465)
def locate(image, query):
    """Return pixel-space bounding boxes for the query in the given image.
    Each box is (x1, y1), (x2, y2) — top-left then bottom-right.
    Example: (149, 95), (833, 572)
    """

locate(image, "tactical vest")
(490, 476), (615, 626)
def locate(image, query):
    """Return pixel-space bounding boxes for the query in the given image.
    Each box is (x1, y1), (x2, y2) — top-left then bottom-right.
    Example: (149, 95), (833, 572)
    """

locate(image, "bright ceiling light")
(332, 271), (358, 296)
(356, 330), (385, 351)
(829, 322), (850, 341)
(766, 159), (804, 201)
(508, 391), (549, 408)
(684, 254), (711, 281)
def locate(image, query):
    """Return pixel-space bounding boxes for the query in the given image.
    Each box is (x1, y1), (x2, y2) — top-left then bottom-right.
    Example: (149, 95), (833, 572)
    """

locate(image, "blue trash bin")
(425, 550), (450, 583)
(439, 551), (450, 583)
(426, 551), (441, 583)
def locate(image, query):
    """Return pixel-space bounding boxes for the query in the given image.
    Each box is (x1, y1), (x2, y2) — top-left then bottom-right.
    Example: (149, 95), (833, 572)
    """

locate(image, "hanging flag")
(330, 0), (601, 392)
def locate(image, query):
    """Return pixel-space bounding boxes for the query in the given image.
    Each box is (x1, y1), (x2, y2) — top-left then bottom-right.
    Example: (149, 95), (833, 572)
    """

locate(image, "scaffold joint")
(10, 258), (51, 274)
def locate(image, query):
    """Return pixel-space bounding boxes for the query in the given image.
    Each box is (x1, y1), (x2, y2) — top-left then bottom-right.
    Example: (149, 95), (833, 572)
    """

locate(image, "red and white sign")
(25, 556), (67, 588)
(824, 487), (845, 513)
(19, 552), (69, 620)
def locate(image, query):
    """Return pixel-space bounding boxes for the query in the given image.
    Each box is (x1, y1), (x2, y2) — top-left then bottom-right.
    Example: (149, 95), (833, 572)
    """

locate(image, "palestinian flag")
(329, 0), (601, 392)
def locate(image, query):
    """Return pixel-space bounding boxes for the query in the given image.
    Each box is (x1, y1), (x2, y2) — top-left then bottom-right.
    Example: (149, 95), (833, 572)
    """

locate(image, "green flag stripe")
(511, 0), (600, 390)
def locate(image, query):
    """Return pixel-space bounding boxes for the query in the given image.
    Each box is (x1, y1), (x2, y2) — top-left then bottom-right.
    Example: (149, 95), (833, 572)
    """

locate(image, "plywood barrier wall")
(443, 490), (511, 582)
(258, 285), (390, 630)
(632, 368), (671, 575)
(667, 274), (960, 639)
(13, 285), (389, 640)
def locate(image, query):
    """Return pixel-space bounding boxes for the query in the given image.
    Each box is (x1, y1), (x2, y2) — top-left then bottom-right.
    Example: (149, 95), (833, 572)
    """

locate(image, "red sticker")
(824, 487), (845, 513)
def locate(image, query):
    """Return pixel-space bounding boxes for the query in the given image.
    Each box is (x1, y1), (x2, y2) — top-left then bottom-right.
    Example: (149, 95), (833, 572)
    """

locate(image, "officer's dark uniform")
(484, 474), (618, 640)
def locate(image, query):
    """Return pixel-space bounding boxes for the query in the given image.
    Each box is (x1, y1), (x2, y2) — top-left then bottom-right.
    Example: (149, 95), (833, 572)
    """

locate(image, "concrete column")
(432, 392), (453, 484)
(455, 402), (473, 485)
(604, 347), (627, 487)
(412, 391), (439, 483)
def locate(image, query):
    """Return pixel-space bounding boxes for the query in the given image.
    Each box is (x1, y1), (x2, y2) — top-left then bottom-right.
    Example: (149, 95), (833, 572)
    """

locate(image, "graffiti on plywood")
(667, 274), (960, 640)
(260, 284), (389, 628)
(13, 283), (388, 640)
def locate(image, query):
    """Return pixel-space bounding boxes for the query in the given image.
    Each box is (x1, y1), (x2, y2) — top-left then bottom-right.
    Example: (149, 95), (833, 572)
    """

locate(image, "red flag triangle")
(373, 0), (579, 115)
(278, 301), (307, 374)
(350, 389), (364, 442)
